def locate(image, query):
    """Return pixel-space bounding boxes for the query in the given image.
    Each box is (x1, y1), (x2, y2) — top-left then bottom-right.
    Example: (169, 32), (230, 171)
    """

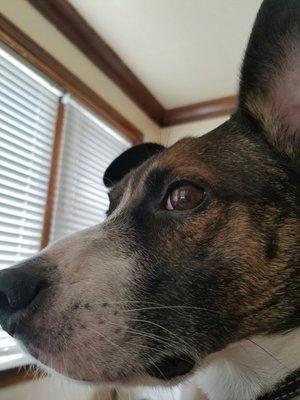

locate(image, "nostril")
(0, 290), (9, 311)
(6, 279), (43, 311)
(0, 268), (45, 314)
(0, 258), (51, 337)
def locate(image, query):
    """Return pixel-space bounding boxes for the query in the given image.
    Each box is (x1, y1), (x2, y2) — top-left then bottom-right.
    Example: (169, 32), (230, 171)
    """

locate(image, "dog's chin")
(23, 342), (195, 386)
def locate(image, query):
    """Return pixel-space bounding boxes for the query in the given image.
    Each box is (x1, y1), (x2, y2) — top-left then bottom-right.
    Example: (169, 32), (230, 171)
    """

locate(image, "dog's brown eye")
(166, 184), (204, 211)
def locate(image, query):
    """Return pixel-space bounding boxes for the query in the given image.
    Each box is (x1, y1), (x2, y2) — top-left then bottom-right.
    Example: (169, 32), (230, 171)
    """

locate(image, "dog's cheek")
(208, 202), (298, 337)
(128, 199), (297, 356)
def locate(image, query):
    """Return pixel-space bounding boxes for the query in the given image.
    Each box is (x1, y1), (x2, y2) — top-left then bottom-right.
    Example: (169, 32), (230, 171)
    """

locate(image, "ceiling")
(68, 0), (262, 109)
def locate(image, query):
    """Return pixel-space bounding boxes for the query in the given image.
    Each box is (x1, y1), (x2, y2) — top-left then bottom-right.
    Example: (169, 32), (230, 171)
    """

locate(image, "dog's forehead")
(161, 137), (207, 163)
(132, 127), (251, 183)
(132, 136), (218, 188)
(109, 137), (209, 200)
(112, 129), (242, 196)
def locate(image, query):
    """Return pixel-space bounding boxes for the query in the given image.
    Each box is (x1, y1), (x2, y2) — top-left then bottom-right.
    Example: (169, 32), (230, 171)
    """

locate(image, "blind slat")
(1, 96), (58, 132)
(0, 225), (41, 239)
(0, 80), (57, 120)
(0, 174), (48, 195)
(0, 236), (41, 247)
(0, 165), (49, 188)
(0, 116), (55, 150)
(0, 62), (61, 104)
(0, 155), (50, 179)
(0, 206), (44, 222)
(0, 88), (59, 126)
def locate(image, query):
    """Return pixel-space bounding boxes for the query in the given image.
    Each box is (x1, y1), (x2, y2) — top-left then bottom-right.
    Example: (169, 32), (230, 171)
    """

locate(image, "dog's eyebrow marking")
(106, 178), (133, 221)
(143, 167), (171, 192)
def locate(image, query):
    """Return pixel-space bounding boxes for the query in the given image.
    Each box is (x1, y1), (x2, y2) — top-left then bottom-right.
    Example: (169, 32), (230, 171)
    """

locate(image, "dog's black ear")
(239, 0), (300, 162)
(103, 143), (165, 188)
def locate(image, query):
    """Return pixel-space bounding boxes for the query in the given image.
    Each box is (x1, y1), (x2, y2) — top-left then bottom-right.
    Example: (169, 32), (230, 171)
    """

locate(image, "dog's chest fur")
(196, 328), (300, 400)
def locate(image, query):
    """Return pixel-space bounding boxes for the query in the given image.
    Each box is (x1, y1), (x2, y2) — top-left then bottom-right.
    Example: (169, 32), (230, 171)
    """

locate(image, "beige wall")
(0, 0), (161, 143)
(161, 116), (229, 146)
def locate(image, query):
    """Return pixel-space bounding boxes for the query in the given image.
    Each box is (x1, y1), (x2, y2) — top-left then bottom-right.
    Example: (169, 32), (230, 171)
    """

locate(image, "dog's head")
(0, 0), (299, 386)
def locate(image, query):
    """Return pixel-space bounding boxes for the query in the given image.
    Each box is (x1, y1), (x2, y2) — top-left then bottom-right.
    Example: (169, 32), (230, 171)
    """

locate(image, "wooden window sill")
(0, 366), (43, 388)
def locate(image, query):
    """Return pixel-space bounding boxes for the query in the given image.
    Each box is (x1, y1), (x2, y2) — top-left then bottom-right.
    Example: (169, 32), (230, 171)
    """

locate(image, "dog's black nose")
(0, 268), (42, 311)
(0, 258), (46, 335)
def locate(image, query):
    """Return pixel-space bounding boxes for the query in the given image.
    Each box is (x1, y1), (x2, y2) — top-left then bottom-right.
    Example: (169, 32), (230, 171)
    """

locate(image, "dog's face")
(0, 0), (299, 386)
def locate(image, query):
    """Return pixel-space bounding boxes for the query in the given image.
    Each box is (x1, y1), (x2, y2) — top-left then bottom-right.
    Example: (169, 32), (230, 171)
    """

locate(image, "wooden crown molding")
(28, 0), (165, 125)
(0, 12), (143, 144)
(163, 96), (237, 127)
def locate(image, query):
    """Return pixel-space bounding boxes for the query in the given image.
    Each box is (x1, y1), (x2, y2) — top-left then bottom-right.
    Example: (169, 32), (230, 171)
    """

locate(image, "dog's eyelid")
(165, 177), (208, 193)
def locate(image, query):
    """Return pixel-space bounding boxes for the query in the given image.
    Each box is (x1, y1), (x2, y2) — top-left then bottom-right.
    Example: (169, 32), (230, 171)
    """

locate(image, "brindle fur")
(107, 114), (299, 366)
(0, 0), (299, 388)
(103, 0), (300, 370)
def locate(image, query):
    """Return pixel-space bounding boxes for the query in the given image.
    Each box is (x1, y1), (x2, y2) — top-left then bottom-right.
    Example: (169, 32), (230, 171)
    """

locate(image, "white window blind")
(0, 44), (62, 370)
(51, 96), (130, 241)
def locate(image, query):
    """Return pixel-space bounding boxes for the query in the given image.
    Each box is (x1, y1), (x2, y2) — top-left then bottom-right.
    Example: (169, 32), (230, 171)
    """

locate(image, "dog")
(0, 1), (299, 399)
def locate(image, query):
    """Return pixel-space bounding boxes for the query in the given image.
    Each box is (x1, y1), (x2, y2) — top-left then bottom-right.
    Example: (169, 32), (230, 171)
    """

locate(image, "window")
(0, 44), (131, 371)
(51, 96), (130, 241)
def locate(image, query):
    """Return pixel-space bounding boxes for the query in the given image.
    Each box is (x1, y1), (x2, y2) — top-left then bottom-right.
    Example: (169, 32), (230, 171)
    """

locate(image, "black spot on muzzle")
(146, 354), (195, 380)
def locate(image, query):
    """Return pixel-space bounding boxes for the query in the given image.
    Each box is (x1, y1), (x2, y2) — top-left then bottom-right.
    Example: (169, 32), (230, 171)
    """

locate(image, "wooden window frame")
(0, 367), (43, 388)
(39, 97), (65, 249)
(0, 12), (142, 387)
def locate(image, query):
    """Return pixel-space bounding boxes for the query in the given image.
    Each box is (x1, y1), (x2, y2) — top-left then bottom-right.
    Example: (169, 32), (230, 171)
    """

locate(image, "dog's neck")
(196, 328), (300, 400)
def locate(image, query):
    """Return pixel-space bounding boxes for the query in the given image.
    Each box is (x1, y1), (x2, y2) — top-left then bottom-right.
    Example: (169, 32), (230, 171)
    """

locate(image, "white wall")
(161, 116), (229, 146)
(0, 0), (161, 143)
